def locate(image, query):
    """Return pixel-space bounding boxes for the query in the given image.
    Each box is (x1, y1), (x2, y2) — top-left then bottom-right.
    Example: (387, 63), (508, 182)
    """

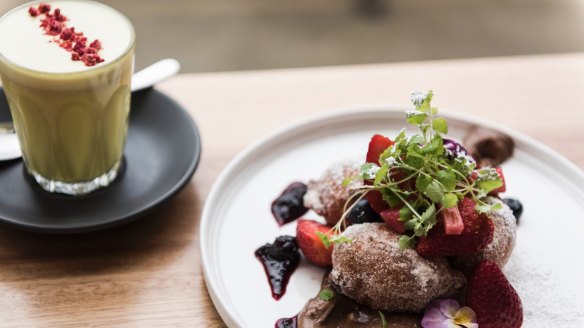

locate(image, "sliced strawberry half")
(416, 197), (494, 257)
(366, 134), (394, 165)
(365, 189), (389, 213)
(364, 134), (394, 213)
(296, 219), (333, 267)
(380, 207), (406, 234)
(489, 167), (506, 195)
(467, 260), (523, 328)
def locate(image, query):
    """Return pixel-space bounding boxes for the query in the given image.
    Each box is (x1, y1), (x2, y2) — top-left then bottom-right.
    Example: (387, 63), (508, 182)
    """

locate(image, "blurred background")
(2, 0), (584, 72)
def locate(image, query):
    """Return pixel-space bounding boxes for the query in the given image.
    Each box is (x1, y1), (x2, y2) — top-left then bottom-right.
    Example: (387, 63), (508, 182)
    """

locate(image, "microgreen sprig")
(324, 91), (503, 249)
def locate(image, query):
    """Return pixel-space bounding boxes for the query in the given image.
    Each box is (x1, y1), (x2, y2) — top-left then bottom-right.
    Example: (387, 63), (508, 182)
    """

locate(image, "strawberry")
(365, 190), (389, 213)
(489, 167), (506, 195)
(366, 134), (394, 165)
(365, 134), (394, 213)
(416, 197), (494, 257)
(466, 260), (523, 328)
(380, 207), (406, 234)
(296, 220), (333, 267)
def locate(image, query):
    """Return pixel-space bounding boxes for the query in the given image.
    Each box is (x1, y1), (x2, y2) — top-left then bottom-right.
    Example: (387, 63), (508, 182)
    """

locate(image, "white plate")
(201, 107), (584, 328)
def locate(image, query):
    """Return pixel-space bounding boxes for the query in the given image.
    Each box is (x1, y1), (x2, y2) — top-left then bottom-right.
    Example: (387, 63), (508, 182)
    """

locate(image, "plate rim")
(0, 89), (202, 233)
(200, 105), (584, 327)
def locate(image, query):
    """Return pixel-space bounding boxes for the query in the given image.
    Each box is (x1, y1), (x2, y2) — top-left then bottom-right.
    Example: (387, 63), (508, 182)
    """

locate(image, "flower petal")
(438, 299), (460, 318)
(454, 306), (478, 328)
(421, 318), (460, 328)
(422, 307), (447, 324)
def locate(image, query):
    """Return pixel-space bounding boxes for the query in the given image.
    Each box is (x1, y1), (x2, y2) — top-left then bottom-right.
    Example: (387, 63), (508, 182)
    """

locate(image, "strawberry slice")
(365, 134), (394, 213)
(296, 220), (333, 267)
(467, 260), (523, 328)
(366, 134), (394, 165)
(416, 197), (494, 257)
(490, 167), (506, 195)
(442, 205), (464, 235)
(365, 190), (389, 213)
(380, 208), (406, 234)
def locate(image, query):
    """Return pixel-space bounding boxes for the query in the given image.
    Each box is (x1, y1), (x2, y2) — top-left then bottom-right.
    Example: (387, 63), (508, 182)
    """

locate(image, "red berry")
(489, 167), (506, 195)
(296, 220), (333, 267)
(364, 134), (394, 213)
(416, 198), (494, 257)
(380, 207), (406, 234)
(366, 134), (394, 165)
(466, 261), (523, 328)
(365, 190), (389, 213)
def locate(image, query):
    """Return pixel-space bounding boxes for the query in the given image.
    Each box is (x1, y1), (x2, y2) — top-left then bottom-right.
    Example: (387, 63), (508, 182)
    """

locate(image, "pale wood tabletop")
(1, 53), (583, 327)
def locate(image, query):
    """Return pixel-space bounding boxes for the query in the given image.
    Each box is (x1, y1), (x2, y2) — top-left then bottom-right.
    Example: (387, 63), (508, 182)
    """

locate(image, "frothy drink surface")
(0, 1), (132, 73)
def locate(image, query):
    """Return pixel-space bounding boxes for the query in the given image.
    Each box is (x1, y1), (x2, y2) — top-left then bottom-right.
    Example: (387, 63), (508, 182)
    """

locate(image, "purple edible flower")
(421, 299), (478, 328)
(443, 139), (470, 158)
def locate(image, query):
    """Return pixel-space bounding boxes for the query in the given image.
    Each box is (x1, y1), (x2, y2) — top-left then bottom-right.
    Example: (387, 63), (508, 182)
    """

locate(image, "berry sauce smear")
(275, 315), (297, 328)
(271, 182), (309, 226)
(255, 235), (301, 300)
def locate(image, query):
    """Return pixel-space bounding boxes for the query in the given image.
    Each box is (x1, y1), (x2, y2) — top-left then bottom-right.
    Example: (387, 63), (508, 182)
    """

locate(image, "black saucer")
(0, 88), (201, 233)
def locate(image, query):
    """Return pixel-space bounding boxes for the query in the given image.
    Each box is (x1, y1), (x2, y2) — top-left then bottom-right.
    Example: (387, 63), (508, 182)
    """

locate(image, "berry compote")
(255, 235), (301, 300)
(271, 182), (309, 226)
(275, 315), (297, 328)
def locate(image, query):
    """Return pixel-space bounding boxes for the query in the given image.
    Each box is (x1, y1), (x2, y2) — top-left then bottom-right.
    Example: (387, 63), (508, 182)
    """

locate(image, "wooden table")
(1, 53), (583, 327)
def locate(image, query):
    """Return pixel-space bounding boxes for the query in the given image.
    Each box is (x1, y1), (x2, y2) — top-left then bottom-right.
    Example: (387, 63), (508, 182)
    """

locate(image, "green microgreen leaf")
(441, 193), (458, 208)
(380, 145), (396, 163)
(432, 117), (448, 134)
(394, 128), (407, 143)
(374, 164), (389, 186)
(421, 204), (437, 223)
(381, 188), (402, 208)
(360, 163), (380, 180)
(405, 150), (424, 169)
(436, 169), (456, 191)
(409, 134), (424, 145)
(414, 224), (426, 237)
(404, 219), (417, 230)
(421, 134), (443, 154)
(406, 110), (428, 125)
(478, 179), (503, 193)
(342, 175), (359, 187)
(399, 206), (413, 222)
(316, 231), (332, 249)
(398, 235), (415, 249)
(425, 180), (445, 202)
(332, 235), (352, 244)
(411, 90), (433, 111)
(416, 174), (432, 193)
(476, 202), (503, 214)
(319, 288), (334, 301)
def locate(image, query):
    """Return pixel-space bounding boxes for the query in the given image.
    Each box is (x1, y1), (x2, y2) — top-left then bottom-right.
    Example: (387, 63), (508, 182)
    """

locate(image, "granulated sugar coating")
(303, 161), (362, 225)
(330, 223), (465, 312)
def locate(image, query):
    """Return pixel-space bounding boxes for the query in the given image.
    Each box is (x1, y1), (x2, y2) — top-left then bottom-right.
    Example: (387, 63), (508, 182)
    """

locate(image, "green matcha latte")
(0, 0), (135, 195)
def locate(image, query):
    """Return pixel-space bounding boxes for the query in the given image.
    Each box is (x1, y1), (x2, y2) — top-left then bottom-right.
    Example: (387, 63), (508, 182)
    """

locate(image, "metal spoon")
(0, 58), (181, 161)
